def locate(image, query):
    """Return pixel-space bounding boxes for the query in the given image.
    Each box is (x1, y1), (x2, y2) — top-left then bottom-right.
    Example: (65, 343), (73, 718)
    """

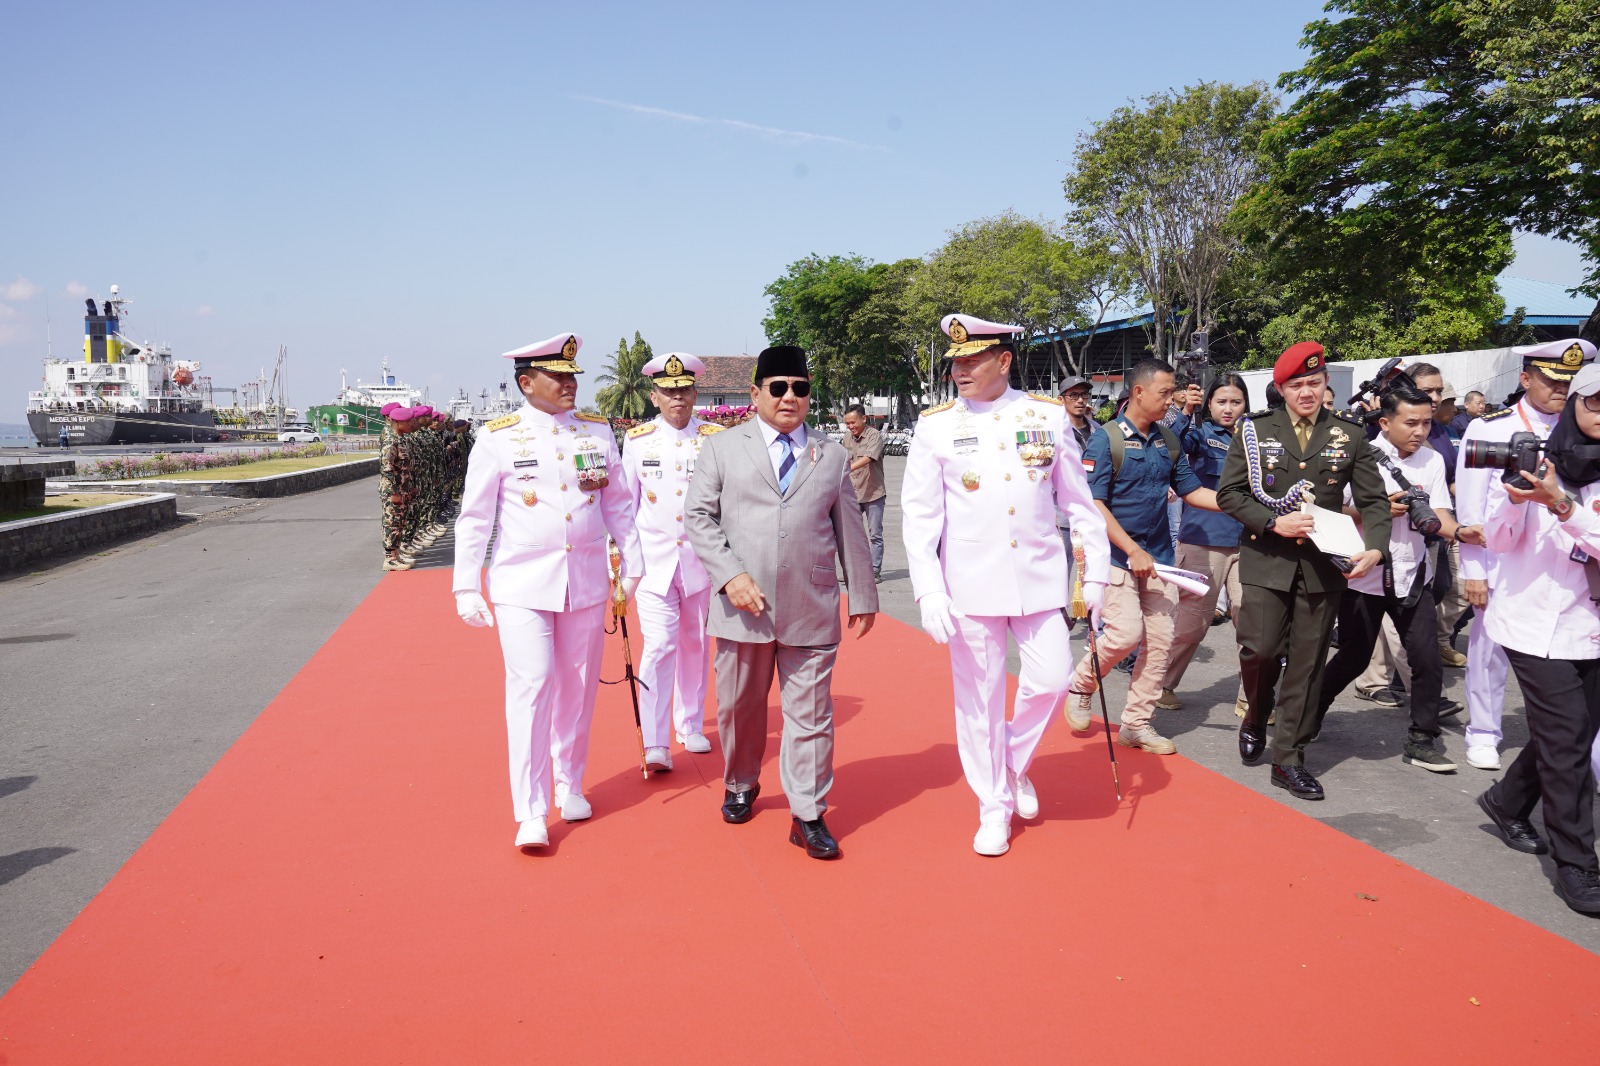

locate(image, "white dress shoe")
(1009, 770), (1040, 820)
(677, 731), (713, 754)
(1466, 745), (1501, 771)
(645, 746), (673, 772)
(514, 818), (548, 849)
(973, 822), (1011, 857)
(560, 791), (592, 821)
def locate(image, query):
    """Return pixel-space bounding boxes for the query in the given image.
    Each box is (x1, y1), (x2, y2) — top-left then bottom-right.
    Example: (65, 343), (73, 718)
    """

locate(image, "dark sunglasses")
(763, 379), (811, 398)
(1581, 392), (1600, 413)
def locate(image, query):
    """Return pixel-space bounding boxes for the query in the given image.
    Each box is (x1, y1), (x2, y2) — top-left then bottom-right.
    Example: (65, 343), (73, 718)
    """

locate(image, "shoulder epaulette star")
(922, 400), (957, 416)
(1333, 410), (1364, 426)
(1482, 407), (1515, 422)
(1027, 392), (1064, 406)
(486, 413), (520, 432)
(626, 422), (656, 439)
(697, 423), (724, 435)
(573, 411), (608, 424)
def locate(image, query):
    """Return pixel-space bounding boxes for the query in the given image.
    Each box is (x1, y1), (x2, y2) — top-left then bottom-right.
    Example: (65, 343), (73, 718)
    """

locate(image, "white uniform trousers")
(635, 576), (710, 748)
(494, 601), (606, 822)
(948, 609), (1073, 825)
(1463, 611), (1511, 750)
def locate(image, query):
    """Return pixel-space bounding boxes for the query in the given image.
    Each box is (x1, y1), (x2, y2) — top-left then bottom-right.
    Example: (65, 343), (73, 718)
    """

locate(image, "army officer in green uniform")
(1217, 342), (1392, 800)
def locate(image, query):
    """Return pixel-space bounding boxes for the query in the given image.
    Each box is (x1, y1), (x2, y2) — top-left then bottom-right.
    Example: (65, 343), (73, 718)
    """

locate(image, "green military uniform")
(378, 421), (403, 558)
(1217, 405), (1392, 768)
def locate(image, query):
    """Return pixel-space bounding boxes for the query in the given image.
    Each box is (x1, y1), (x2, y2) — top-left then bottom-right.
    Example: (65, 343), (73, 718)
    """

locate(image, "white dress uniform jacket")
(1484, 479), (1600, 660)
(902, 388), (1110, 612)
(620, 416), (715, 597)
(1456, 400), (1560, 588)
(453, 403), (641, 607)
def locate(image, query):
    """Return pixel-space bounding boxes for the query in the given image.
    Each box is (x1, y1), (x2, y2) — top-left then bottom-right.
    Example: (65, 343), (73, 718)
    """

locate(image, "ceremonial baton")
(602, 542), (651, 779)
(1070, 539), (1121, 801)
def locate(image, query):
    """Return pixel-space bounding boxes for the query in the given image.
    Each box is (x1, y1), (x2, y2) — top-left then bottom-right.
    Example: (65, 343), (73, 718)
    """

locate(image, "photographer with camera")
(1310, 386), (1460, 771)
(1474, 361), (1600, 914)
(1454, 339), (1597, 771)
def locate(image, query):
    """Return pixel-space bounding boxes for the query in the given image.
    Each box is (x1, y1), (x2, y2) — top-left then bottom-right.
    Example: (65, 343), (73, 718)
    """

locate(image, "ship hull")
(29, 410), (220, 446)
(306, 404), (384, 436)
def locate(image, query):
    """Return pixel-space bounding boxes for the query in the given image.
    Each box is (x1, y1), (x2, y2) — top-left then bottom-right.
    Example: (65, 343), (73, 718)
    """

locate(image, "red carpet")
(2, 568), (1597, 1062)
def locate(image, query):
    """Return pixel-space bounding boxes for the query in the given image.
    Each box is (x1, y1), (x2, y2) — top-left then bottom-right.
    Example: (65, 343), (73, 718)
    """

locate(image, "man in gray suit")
(685, 345), (879, 860)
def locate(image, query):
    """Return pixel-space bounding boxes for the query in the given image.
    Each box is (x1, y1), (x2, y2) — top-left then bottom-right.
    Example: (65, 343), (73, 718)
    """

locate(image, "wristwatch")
(1265, 517), (1277, 533)
(1550, 494), (1577, 521)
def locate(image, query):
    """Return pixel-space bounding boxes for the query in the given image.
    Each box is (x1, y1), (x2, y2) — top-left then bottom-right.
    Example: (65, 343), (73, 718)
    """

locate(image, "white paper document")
(1152, 564), (1211, 597)
(1305, 505), (1367, 558)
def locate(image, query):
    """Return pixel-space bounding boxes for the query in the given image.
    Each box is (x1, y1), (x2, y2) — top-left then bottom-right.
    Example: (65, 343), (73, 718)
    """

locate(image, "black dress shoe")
(1271, 763), (1324, 801)
(1554, 866), (1600, 915)
(1476, 790), (1548, 855)
(789, 815), (841, 860)
(720, 783), (760, 824)
(1238, 720), (1267, 765)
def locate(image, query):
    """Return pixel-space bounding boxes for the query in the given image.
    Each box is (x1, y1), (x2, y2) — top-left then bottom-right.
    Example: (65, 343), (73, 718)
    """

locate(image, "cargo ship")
(26, 286), (221, 445)
(304, 359), (424, 436)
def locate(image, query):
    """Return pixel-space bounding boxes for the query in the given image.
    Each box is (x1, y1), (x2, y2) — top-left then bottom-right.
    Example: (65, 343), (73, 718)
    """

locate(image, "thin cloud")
(575, 95), (887, 151)
(2, 277), (40, 301)
(196, 305), (214, 317)
(65, 280), (88, 298)
(0, 304), (27, 346)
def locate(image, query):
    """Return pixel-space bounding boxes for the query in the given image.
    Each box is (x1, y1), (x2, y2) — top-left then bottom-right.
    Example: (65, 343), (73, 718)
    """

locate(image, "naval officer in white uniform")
(901, 313), (1110, 856)
(1454, 338), (1596, 771)
(620, 352), (720, 770)
(453, 332), (643, 851)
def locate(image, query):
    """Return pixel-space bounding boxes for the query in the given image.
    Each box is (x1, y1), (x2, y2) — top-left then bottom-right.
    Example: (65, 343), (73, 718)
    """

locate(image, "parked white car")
(276, 423), (321, 443)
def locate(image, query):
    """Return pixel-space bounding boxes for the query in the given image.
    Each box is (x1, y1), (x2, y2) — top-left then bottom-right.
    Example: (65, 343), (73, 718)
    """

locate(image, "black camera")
(1463, 431), (1545, 490)
(1373, 451), (1442, 535)
(1346, 358), (1419, 424)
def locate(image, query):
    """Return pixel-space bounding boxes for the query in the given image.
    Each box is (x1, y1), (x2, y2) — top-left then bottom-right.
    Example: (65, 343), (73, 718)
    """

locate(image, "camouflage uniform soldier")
(379, 403), (409, 570)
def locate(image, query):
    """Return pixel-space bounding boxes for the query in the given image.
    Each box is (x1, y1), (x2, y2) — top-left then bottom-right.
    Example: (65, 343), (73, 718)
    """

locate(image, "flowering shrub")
(83, 441), (373, 480)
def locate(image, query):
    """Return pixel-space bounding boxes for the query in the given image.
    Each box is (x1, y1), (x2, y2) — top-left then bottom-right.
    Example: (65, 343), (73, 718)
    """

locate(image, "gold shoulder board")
(573, 411), (608, 424)
(697, 423), (725, 435)
(486, 413), (521, 432)
(627, 422), (656, 439)
(922, 400), (957, 416)
(1481, 407), (1514, 422)
(1027, 392), (1064, 407)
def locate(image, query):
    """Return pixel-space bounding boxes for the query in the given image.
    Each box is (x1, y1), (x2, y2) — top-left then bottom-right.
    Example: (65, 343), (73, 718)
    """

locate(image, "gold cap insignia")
(561, 336), (578, 360)
(1564, 343), (1584, 368)
(664, 354), (685, 377)
(949, 320), (969, 344)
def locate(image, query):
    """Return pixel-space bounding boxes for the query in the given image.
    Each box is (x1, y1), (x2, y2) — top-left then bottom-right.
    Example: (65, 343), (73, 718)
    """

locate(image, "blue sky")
(0, 0), (1588, 421)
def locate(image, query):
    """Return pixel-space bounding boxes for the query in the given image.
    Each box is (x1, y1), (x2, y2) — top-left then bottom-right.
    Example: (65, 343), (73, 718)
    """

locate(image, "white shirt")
(755, 416), (807, 486)
(1484, 478), (1600, 659)
(901, 388), (1109, 617)
(1455, 399), (1559, 586)
(1344, 435), (1452, 598)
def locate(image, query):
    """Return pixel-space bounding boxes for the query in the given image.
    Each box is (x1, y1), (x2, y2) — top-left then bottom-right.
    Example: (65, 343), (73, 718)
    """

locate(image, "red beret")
(1273, 341), (1326, 387)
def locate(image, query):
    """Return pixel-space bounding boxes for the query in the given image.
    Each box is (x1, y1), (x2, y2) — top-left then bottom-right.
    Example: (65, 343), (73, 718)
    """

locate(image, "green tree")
(763, 254), (884, 416)
(594, 332), (655, 419)
(1065, 81), (1279, 358)
(1246, 0), (1599, 347)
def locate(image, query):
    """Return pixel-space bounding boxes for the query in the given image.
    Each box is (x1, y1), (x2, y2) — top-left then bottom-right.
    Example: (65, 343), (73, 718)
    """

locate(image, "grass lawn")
(1, 493), (144, 522)
(133, 454), (372, 481)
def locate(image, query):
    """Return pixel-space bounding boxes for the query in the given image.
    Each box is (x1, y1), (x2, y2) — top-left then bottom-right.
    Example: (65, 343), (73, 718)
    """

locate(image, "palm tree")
(594, 332), (657, 419)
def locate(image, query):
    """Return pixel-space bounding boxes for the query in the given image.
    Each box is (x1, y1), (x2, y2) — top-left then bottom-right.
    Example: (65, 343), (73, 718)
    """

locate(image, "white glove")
(456, 591), (495, 628)
(919, 592), (962, 645)
(1082, 581), (1107, 631)
(619, 576), (639, 601)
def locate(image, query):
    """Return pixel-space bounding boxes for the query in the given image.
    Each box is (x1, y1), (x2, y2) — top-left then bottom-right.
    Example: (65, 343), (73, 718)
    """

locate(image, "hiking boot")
(1402, 731), (1457, 773)
(1066, 690), (1093, 733)
(1438, 645), (1467, 668)
(1156, 688), (1183, 710)
(1117, 725), (1177, 755)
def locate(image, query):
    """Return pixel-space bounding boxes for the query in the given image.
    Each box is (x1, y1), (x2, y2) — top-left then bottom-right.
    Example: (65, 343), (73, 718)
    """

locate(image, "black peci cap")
(753, 345), (809, 382)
